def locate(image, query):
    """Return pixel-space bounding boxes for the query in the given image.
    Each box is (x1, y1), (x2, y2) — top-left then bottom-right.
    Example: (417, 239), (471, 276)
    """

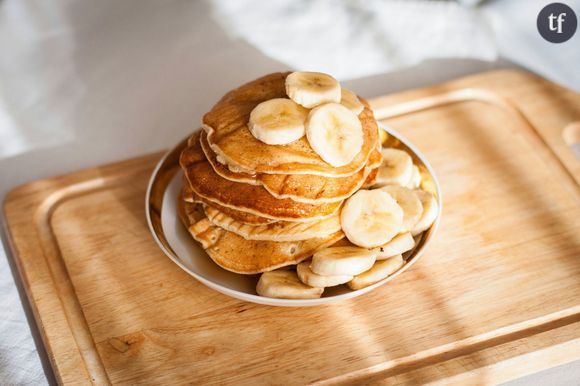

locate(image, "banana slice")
(341, 189), (403, 248)
(297, 261), (353, 287)
(306, 103), (363, 167)
(340, 88), (365, 115)
(285, 71), (341, 108)
(376, 232), (415, 260)
(256, 270), (324, 299)
(411, 190), (439, 236)
(310, 246), (377, 276)
(380, 185), (423, 232)
(376, 148), (413, 187)
(347, 255), (404, 290)
(406, 165), (422, 189)
(248, 98), (309, 145)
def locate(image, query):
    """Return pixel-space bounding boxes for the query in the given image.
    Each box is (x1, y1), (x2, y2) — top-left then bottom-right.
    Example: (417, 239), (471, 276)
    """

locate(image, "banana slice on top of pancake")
(340, 88), (365, 116)
(285, 71), (341, 108)
(249, 98), (308, 145)
(306, 103), (364, 167)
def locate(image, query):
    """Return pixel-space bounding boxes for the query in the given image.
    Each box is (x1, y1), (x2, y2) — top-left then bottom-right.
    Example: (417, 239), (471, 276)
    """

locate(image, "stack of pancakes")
(178, 73), (382, 274)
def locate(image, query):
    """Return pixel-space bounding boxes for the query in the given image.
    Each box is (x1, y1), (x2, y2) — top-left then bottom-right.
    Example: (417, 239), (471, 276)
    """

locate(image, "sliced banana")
(248, 98), (308, 145)
(256, 270), (324, 299)
(340, 88), (365, 115)
(347, 255), (404, 290)
(411, 190), (439, 236)
(310, 246), (377, 276)
(380, 185), (423, 232)
(375, 232), (415, 260)
(376, 148), (413, 187)
(297, 261), (353, 288)
(406, 165), (422, 189)
(306, 103), (363, 167)
(285, 71), (341, 108)
(341, 189), (403, 248)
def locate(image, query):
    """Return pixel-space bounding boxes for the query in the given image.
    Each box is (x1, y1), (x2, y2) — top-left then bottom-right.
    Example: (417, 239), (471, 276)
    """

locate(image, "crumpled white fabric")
(0, 0), (79, 159)
(0, 260), (48, 385)
(210, 0), (498, 80)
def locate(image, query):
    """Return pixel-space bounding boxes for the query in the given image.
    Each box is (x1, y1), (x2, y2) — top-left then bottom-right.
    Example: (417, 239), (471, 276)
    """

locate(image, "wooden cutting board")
(3, 70), (580, 385)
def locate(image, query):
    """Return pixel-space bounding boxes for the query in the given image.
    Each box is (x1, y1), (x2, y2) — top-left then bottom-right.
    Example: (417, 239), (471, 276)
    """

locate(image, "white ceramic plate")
(145, 125), (441, 306)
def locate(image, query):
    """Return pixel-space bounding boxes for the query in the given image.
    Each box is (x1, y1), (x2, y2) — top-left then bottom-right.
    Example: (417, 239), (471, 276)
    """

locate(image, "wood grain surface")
(3, 70), (580, 385)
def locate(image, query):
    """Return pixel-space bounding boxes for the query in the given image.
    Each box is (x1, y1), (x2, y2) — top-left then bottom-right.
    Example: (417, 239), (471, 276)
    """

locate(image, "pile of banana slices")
(252, 74), (439, 299)
(257, 179), (439, 299)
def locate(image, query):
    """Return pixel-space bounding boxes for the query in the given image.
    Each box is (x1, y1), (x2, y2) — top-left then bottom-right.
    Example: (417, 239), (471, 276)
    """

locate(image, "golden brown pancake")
(200, 130), (382, 203)
(179, 201), (344, 274)
(177, 193), (205, 225)
(181, 184), (276, 225)
(363, 167), (379, 188)
(203, 72), (379, 177)
(198, 131), (260, 186)
(257, 150), (381, 203)
(203, 205), (343, 242)
(180, 132), (342, 222)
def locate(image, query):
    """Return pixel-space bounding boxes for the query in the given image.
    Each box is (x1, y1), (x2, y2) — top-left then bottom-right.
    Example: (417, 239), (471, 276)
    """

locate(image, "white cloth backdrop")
(210, 0), (497, 80)
(1, 1), (579, 384)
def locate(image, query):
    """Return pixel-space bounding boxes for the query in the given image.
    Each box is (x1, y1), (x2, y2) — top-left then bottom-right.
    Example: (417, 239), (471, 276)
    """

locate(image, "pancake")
(179, 201), (344, 274)
(181, 184), (276, 225)
(204, 205), (343, 242)
(363, 167), (379, 188)
(258, 148), (381, 203)
(198, 132), (260, 186)
(180, 133), (342, 222)
(200, 130), (383, 204)
(259, 143), (381, 198)
(202, 72), (379, 177)
(178, 194), (205, 224)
